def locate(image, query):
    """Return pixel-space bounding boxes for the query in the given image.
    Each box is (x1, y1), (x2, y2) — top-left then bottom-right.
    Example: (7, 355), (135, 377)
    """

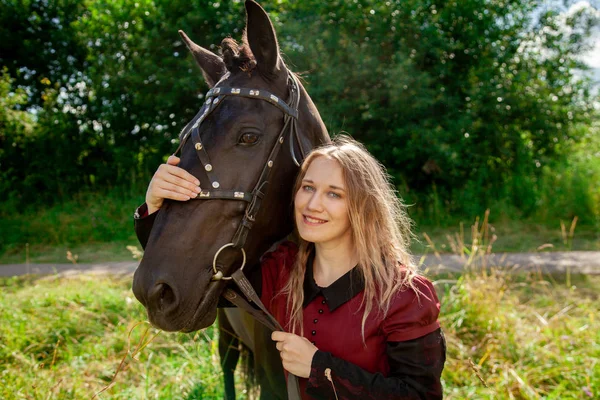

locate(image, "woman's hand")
(146, 155), (201, 214)
(272, 331), (318, 378)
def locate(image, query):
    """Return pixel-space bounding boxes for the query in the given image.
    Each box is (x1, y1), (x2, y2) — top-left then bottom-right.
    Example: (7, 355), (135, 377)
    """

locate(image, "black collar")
(303, 250), (365, 312)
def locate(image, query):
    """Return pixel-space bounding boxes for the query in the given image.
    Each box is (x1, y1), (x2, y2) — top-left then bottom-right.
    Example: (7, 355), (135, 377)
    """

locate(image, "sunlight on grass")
(425, 211), (599, 399)
(1, 269), (598, 399)
(1, 211), (599, 398)
(438, 271), (599, 399)
(0, 275), (225, 399)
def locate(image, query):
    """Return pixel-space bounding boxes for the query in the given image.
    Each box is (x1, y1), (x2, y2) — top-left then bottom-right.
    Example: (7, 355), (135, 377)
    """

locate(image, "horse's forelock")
(220, 33), (256, 74)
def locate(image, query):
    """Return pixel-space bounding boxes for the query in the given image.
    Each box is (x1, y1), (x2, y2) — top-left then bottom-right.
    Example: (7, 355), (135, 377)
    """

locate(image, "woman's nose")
(306, 193), (323, 211)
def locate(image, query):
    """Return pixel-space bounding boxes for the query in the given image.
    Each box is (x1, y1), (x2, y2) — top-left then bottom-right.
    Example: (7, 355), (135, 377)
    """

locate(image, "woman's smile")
(303, 215), (328, 225)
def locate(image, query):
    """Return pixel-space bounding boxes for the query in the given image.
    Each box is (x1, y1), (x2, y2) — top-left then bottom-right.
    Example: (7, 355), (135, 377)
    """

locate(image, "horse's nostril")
(149, 282), (178, 313)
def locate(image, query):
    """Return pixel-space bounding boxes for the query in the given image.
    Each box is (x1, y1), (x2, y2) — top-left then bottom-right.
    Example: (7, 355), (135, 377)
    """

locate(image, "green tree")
(0, 69), (37, 206)
(278, 0), (598, 216)
(0, 0), (597, 221)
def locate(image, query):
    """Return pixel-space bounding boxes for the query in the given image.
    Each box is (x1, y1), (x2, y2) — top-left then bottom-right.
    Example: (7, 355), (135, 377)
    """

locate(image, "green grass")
(412, 216), (600, 254)
(438, 270), (599, 399)
(0, 185), (145, 264)
(1, 268), (598, 399)
(0, 274), (227, 400)
(0, 241), (136, 265)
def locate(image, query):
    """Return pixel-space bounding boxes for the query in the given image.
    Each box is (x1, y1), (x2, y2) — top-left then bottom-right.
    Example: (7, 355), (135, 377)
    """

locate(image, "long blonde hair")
(281, 135), (420, 338)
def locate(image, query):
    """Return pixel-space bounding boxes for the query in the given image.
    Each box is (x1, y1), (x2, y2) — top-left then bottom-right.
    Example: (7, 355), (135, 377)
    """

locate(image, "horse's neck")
(299, 83), (330, 144)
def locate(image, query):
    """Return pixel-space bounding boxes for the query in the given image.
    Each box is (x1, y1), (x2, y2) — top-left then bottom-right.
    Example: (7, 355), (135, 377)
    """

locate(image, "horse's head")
(132, 0), (328, 332)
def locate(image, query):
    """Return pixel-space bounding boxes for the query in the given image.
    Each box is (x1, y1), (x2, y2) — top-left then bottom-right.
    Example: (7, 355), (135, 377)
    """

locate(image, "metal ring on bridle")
(211, 243), (246, 281)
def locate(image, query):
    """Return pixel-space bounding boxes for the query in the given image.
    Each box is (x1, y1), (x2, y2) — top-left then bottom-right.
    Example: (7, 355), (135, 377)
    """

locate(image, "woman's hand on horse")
(272, 331), (318, 378)
(146, 155), (201, 214)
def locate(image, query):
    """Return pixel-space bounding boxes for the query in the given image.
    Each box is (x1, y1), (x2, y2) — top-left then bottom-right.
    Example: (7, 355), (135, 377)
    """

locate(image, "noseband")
(173, 72), (305, 281)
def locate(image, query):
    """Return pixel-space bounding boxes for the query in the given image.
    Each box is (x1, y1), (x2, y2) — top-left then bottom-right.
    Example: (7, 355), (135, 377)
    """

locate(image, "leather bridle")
(175, 70), (306, 400)
(173, 71), (305, 281)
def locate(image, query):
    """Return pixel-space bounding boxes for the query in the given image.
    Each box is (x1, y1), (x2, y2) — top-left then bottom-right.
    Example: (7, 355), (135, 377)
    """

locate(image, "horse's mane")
(221, 32), (257, 73)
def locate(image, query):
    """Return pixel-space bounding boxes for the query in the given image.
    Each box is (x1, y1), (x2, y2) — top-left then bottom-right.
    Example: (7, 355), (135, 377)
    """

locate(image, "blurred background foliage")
(0, 0), (598, 249)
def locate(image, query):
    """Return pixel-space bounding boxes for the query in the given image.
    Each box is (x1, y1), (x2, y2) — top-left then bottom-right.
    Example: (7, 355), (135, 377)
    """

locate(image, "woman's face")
(294, 157), (352, 247)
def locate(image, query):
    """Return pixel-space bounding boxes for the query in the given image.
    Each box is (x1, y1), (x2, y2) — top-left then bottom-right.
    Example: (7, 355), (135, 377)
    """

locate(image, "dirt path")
(1, 251), (599, 277)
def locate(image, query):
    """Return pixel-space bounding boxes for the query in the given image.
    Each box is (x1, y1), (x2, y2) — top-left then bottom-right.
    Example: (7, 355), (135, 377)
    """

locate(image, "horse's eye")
(239, 133), (259, 145)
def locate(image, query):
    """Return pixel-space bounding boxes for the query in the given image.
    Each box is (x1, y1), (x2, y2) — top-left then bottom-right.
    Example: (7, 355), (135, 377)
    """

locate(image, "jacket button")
(311, 330), (316, 335)
(318, 309), (324, 314)
(321, 299), (326, 304)
(313, 319), (318, 324)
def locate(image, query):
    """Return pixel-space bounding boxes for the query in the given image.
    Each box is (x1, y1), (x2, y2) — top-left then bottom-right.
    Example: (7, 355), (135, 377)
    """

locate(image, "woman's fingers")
(157, 181), (198, 199)
(145, 156), (201, 214)
(154, 187), (192, 201)
(158, 173), (201, 194)
(155, 163), (200, 195)
(272, 331), (289, 342)
(159, 163), (200, 187)
(272, 333), (316, 378)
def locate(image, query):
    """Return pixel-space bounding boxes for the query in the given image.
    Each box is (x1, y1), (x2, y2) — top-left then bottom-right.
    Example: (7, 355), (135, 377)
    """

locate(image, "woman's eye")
(302, 185), (315, 192)
(239, 133), (259, 145)
(328, 192), (341, 199)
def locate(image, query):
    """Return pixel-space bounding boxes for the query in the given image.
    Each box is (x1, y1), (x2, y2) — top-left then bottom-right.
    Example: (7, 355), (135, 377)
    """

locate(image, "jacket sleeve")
(133, 203), (158, 250)
(306, 328), (446, 400)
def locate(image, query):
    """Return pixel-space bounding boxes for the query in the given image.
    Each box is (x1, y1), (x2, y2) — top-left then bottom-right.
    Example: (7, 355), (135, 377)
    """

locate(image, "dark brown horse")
(132, 1), (329, 398)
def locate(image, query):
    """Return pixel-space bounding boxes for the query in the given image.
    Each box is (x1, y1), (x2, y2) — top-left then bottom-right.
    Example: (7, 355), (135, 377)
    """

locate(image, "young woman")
(137, 136), (445, 399)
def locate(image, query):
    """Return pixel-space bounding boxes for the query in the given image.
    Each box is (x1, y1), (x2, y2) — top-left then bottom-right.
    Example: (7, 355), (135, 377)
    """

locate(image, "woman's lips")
(303, 215), (328, 225)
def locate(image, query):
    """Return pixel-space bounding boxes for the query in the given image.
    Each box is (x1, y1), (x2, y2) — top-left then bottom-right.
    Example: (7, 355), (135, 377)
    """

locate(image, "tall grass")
(1, 271), (597, 398)
(1, 214), (599, 399)
(1, 184), (145, 246)
(440, 271), (599, 399)
(426, 212), (599, 398)
(0, 274), (226, 399)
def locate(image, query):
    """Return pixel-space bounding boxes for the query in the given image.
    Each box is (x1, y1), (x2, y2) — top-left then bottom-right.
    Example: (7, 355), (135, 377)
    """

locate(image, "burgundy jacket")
(260, 241), (445, 400)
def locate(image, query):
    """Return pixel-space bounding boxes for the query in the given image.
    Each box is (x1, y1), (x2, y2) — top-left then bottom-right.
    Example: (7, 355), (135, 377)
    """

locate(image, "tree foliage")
(278, 0), (598, 214)
(0, 0), (598, 218)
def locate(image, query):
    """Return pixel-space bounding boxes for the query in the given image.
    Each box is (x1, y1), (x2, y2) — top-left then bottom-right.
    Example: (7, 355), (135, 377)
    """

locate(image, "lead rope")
(223, 270), (302, 400)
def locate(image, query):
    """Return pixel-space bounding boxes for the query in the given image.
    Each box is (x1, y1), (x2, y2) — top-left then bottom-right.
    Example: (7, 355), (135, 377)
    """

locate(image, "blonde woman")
(136, 136), (445, 399)
(262, 136), (445, 399)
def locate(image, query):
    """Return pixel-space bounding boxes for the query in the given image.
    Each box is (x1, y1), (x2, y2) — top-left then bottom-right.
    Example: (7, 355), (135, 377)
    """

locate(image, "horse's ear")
(178, 30), (226, 88)
(245, 0), (282, 79)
